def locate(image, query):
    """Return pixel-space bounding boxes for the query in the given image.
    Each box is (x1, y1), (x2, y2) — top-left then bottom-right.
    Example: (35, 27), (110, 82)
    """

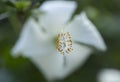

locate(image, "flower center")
(56, 32), (73, 55)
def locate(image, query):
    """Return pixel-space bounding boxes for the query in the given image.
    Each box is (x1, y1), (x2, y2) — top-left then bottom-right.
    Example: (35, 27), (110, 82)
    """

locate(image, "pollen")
(56, 32), (73, 55)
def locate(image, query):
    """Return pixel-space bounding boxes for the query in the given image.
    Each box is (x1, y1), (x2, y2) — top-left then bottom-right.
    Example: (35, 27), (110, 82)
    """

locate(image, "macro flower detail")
(56, 32), (73, 55)
(11, 1), (106, 81)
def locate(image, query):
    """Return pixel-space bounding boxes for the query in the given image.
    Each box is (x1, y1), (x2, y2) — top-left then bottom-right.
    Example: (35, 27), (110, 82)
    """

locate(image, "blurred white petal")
(39, 1), (77, 35)
(61, 43), (92, 78)
(65, 12), (106, 51)
(30, 52), (63, 80)
(30, 43), (92, 80)
(12, 17), (55, 57)
(98, 69), (120, 82)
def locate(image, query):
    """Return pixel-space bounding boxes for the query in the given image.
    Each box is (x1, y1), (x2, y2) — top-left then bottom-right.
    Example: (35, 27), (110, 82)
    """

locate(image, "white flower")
(11, 1), (106, 81)
(98, 69), (120, 82)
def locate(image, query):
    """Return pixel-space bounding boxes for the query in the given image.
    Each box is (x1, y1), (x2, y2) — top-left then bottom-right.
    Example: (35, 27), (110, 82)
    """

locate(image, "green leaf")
(15, 1), (31, 11)
(4, 0), (15, 8)
(8, 12), (22, 34)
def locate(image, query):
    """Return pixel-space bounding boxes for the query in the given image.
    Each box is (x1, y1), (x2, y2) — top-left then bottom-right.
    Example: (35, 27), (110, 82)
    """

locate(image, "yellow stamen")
(56, 32), (73, 55)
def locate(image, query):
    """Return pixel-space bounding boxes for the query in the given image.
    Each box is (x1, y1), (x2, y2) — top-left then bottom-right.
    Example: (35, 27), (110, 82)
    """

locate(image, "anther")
(56, 32), (73, 55)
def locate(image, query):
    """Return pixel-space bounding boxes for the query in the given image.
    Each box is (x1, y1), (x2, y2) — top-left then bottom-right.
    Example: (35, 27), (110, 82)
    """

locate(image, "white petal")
(39, 1), (77, 35)
(29, 52), (64, 81)
(61, 42), (92, 78)
(65, 12), (107, 51)
(11, 17), (55, 57)
(29, 43), (92, 81)
(98, 69), (120, 82)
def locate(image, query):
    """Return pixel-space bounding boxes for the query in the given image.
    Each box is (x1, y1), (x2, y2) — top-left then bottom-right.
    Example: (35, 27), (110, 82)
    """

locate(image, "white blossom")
(11, 1), (106, 81)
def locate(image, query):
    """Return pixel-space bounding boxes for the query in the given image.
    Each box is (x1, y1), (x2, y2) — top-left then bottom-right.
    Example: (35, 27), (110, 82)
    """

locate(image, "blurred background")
(0, 0), (120, 82)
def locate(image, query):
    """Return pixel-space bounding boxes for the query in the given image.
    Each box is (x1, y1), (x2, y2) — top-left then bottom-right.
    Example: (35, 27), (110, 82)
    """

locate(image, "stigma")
(56, 32), (73, 55)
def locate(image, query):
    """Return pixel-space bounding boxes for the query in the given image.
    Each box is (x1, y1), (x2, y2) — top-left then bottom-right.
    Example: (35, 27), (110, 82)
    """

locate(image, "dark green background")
(0, 0), (120, 82)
